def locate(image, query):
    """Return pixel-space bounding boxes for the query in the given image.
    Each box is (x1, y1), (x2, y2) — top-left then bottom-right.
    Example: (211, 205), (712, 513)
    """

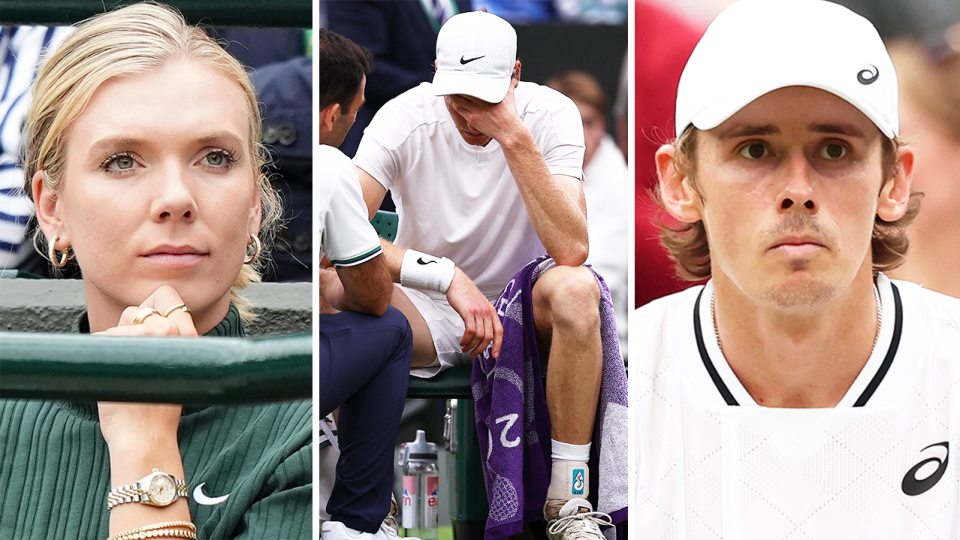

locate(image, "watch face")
(147, 474), (177, 505)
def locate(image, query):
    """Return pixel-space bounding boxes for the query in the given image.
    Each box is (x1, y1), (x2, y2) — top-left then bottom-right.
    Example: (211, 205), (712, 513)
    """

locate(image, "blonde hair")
(24, 2), (281, 319)
(658, 127), (922, 280)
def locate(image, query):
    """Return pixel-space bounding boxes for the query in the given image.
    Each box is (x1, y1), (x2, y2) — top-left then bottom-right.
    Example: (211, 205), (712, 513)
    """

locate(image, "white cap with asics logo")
(676, 0), (899, 138)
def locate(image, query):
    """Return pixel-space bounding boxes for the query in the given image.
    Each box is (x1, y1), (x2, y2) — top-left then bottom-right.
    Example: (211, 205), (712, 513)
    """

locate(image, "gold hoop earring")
(243, 234), (261, 265)
(48, 235), (69, 268)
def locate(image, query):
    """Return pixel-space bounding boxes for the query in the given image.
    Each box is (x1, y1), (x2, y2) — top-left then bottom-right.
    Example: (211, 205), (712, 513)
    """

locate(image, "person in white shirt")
(631, 1), (960, 537)
(352, 11), (619, 538)
(314, 29), (415, 540)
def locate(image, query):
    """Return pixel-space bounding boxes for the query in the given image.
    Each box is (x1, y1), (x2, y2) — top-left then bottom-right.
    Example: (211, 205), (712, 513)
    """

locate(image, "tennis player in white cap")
(353, 10), (626, 540)
(632, 0), (960, 537)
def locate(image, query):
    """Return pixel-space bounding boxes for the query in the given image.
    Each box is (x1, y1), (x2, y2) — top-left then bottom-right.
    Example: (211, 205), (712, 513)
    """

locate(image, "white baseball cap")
(676, 0), (899, 138)
(432, 11), (517, 104)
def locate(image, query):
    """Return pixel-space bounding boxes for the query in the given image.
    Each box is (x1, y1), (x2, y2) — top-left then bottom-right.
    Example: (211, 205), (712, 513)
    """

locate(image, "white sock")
(551, 439), (591, 462)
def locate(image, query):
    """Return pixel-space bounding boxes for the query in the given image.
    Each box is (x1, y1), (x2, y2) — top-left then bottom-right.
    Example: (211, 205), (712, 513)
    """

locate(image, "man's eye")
(820, 144), (847, 159)
(738, 143), (766, 159)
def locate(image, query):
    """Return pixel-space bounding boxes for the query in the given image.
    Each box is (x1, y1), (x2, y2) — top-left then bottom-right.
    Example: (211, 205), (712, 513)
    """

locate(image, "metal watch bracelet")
(107, 469), (188, 510)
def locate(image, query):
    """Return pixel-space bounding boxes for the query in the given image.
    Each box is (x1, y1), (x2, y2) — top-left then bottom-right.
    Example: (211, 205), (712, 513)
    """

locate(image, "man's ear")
(656, 144), (703, 223)
(32, 170), (68, 244)
(318, 102), (341, 137)
(877, 144), (914, 222)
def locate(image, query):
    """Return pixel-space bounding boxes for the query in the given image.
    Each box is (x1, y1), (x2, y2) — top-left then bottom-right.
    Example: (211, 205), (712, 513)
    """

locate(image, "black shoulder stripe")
(694, 288), (739, 406)
(854, 283), (903, 407)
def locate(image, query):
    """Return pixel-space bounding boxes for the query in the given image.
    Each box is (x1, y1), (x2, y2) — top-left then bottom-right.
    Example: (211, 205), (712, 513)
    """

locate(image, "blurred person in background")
(0, 26), (74, 273)
(856, 0), (960, 298)
(887, 37), (960, 297)
(474, 0), (626, 24)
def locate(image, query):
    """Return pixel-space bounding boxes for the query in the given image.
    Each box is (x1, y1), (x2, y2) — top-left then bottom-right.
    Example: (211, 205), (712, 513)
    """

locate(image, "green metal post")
(451, 399), (489, 540)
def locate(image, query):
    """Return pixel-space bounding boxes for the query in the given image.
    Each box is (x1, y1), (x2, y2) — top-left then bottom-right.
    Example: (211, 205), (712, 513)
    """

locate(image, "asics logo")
(572, 469), (585, 495)
(857, 65), (879, 85)
(417, 257), (438, 265)
(193, 483), (230, 505)
(901, 442), (949, 496)
(460, 55), (485, 65)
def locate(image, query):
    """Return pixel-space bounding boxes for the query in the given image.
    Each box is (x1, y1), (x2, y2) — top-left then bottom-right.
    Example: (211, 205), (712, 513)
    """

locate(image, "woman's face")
(38, 59), (261, 327)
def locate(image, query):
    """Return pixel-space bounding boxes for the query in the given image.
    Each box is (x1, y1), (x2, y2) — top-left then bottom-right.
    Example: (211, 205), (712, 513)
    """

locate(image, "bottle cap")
(400, 429), (438, 464)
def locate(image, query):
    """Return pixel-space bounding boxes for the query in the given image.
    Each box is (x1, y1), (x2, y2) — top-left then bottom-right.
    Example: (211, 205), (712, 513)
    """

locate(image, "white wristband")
(400, 250), (456, 294)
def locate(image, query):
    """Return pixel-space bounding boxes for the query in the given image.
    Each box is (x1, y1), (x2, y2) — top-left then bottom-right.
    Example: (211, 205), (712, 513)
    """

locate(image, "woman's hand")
(96, 285), (199, 338)
(94, 285), (196, 534)
(96, 285), (196, 448)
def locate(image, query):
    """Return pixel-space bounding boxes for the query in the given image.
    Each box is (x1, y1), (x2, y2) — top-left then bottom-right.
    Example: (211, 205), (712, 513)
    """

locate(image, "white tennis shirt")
(354, 81), (584, 301)
(631, 274), (960, 538)
(316, 144), (381, 267)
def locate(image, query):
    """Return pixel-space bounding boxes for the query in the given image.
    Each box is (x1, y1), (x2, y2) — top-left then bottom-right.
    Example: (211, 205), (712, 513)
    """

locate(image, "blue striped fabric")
(0, 26), (74, 269)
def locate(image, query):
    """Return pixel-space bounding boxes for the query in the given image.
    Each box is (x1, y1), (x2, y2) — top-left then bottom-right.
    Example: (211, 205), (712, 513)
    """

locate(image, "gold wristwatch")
(106, 469), (188, 510)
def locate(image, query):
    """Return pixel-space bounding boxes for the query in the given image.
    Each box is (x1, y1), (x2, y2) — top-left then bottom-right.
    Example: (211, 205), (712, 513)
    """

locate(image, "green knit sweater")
(0, 305), (312, 539)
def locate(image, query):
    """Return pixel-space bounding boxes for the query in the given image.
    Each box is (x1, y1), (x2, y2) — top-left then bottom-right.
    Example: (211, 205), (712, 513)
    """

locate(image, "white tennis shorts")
(395, 284), (475, 378)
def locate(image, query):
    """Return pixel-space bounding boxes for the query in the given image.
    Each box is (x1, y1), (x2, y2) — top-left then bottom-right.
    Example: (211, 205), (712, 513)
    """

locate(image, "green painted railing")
(0, 0), (310, 28)
(0, 332), (311, 403)
(0, 331), (488, 527)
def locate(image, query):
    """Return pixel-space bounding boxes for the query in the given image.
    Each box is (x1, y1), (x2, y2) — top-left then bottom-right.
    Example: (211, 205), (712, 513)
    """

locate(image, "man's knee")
(536, 266), (601, 325)
(381, 306), (414, 362)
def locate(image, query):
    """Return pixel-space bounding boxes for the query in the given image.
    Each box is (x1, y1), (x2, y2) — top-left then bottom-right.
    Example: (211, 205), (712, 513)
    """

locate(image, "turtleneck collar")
(72, 304), (246, 337)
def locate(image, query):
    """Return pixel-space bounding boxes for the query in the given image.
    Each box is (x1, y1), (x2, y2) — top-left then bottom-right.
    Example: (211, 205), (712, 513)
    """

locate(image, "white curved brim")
(687, 77), (897, 139)
(432, 72), (511, 104)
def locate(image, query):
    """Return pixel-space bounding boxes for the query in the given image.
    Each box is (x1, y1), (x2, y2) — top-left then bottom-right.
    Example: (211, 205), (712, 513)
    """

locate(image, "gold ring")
(132, 307), (161, 325)
(162, 303), (191, 318)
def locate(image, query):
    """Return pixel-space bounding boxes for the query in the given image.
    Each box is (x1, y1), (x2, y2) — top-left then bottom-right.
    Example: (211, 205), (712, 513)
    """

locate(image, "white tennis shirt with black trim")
(631, 274), (960, 538)
(354, 81), (584, 302)
(316, 144), (381, 267)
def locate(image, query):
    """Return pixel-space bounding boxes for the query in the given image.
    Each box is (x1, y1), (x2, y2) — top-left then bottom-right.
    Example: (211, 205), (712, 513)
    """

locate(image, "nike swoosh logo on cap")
(460, 55), (485, 65)
(193, 483), (230, 505)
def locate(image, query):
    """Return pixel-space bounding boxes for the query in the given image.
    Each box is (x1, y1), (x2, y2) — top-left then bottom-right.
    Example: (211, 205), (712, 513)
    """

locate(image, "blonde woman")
(0, 4), (310, 539)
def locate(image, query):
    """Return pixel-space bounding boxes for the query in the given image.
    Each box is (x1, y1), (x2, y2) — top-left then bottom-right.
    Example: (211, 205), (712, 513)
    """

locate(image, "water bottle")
(398, 430), (439, 540)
